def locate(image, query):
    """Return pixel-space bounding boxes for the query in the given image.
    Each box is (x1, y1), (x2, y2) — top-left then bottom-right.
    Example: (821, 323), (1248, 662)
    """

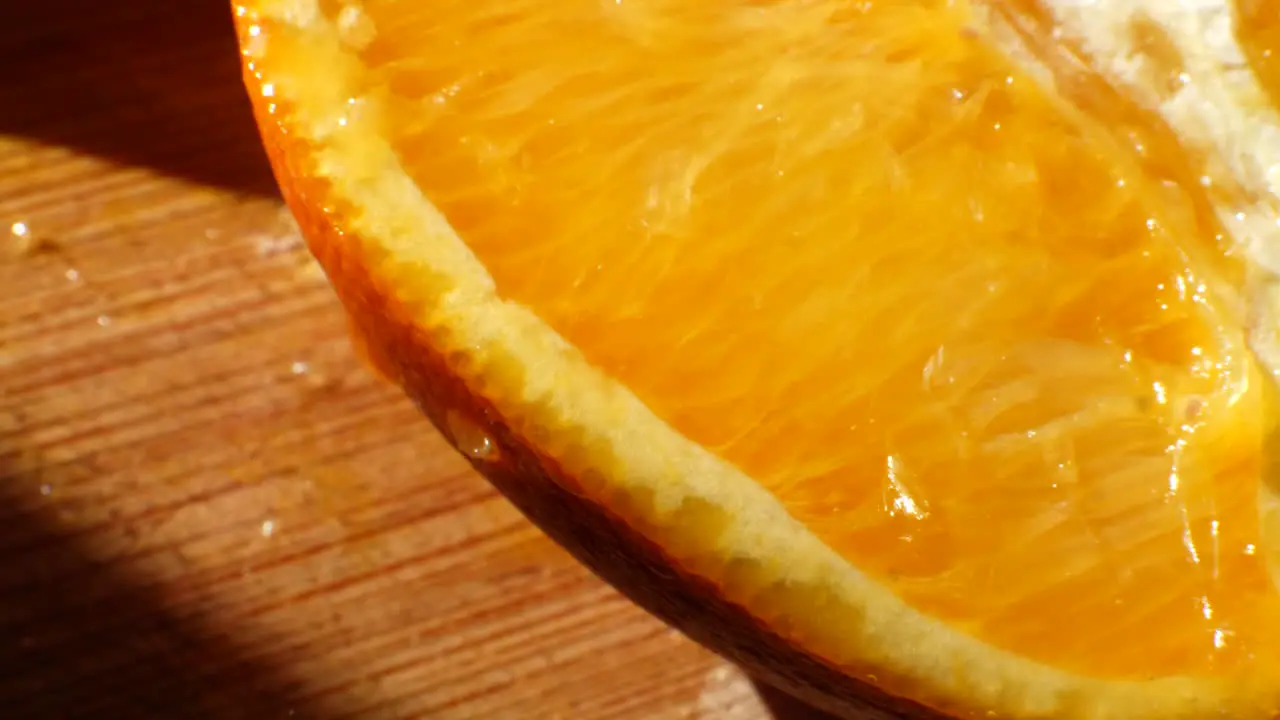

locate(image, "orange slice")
(234, 1), (1280, 717)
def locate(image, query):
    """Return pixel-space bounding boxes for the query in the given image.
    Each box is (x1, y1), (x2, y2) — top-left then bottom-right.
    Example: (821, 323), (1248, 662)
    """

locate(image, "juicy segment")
(1237, 0), (1280, 108)
(339, 1), (1280, 679)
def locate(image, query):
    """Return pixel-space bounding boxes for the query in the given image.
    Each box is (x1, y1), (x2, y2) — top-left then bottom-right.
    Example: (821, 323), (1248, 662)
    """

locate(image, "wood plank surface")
(0, 2), (840, 718)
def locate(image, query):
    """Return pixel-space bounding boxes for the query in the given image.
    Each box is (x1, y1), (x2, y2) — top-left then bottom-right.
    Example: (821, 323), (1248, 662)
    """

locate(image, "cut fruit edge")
(236, 1), (1280, 717)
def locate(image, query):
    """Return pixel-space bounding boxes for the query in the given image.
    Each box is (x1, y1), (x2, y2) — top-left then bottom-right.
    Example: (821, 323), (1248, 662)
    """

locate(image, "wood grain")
(0, 2), (842, 718)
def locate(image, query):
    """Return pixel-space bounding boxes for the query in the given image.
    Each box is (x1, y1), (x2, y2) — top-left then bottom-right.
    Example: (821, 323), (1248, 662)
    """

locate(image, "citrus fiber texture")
(236, 0), (1280, 717)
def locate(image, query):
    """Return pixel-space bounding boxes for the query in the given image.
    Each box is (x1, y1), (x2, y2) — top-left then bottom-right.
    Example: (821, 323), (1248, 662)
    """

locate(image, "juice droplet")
(446, 410), (500, 462)
(6, 221), (52, 258)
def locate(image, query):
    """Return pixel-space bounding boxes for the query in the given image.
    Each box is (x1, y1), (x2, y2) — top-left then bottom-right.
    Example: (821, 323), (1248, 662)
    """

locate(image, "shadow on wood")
(0, 432), (337, 719)
(0, 0), (278, 199)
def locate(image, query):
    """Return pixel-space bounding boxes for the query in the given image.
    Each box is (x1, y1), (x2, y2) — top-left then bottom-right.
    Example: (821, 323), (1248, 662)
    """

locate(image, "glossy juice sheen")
(331, 0), (1280, 679)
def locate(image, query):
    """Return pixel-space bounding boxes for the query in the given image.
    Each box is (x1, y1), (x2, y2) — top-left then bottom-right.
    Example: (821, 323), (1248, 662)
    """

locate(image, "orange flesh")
(307, 1), (1280, 679)
(1237, 0), (1280, 107)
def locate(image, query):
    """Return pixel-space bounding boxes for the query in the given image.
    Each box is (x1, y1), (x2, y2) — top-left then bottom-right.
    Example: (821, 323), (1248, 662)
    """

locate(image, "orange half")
(235, 1), (1280, 717)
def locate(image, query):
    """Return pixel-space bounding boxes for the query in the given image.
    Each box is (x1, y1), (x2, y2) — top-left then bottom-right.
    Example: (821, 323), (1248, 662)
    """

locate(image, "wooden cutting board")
(0, 2), (840, 718)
